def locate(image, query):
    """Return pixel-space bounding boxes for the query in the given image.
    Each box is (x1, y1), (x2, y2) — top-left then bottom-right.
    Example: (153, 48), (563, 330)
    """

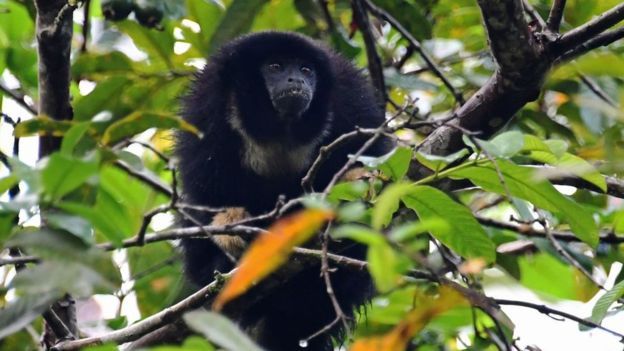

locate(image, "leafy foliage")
(0, 0), (623, 350)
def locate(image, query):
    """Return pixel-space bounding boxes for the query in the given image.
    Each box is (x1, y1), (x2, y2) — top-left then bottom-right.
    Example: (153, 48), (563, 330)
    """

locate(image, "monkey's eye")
(301, 66), (313, 75)
(268, 63), (281, 71)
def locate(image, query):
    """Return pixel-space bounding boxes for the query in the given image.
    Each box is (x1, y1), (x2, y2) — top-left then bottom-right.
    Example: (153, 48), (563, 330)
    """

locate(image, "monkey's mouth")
(275, 88), (311, 100)
(272, 88), (312, 116)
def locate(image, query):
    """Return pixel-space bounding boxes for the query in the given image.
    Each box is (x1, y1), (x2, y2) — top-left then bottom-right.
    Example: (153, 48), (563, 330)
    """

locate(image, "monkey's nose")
(288, 77), (304, 84)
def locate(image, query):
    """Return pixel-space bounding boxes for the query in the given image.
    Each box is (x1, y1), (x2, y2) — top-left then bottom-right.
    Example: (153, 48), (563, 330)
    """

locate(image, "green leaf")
(402, 186), (496, 262)
(13, 116), (73, 137)
(7, 229), (106, 267)
(534, 153), (606, 193)
(489, 131), (524, 157)
(11, 261), (113, 297)
(0, 292), (60, 340)
(0, 175), (18, 195)
(73, 76), (132, 121)
(72, 51), (135, 78)
(60, 122), (91, 156)
(184, 311), (264, 351)
(383, 68), (438, 91)
(116, 21), (175, 69)
(368, 241), (406, 292)
(372, 182), (415, 230)
(521, 134), (552, 154)
(41, 153), (99, 200)
(333, 225), (407, 291)
(101, 111), (200, 145)
(519, 253), (596, 301)
(185, 0), (225, 54)
(0, 2), (34, 42)
(448, 160), (599, 247)
(377, 147), (412, 181)
(333, 225), (385, 246)
(208, 0), (268, 53)
(0, 212), (16, 243)
(336, 202), (366, 222)
(46, 212), (94, 244)
(589, 279), (624, 326)
(389, 218), (450, 243)
(544, 140), (568, 158)
(327, 180), (369, 202)
(614, 210), (624, 234)
(58, 201), (126, 245)
(413, 149), (469, 172)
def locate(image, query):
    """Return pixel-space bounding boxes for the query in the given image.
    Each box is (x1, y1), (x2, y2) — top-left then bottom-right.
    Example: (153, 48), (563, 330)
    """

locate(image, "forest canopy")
(0, 0), (624, 350)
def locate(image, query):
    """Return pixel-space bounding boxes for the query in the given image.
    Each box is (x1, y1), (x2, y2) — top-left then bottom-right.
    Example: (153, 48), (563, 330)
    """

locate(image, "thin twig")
(537, 217), (606, 290)
(114, 160), (172, 197)
(0, 255), (39, 267)
(495, 299), (624, 339)
(363, 0), (464, 105)
(578, 73), (618, 107)
(0, 82), (37, 115)
(351, 0), (386, 102)
(477, 215), (624, 244)
(80, 0), (90, 53)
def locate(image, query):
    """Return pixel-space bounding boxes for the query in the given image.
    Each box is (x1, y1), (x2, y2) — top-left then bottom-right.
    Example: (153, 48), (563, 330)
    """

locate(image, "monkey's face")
(260, 57), (317, 118)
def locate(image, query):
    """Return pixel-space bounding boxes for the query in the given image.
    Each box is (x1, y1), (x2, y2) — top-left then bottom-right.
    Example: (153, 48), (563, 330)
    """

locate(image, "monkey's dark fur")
(176, 32), (391, 351)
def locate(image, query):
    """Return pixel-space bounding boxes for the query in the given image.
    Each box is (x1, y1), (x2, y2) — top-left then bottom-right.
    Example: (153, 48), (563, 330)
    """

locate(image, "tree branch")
(554, 3), (624, 54)
(477, 216), (624, 244)
(34, 0), (74, 157)
(547, 0), (567, 32)
(495, 299), (624, 339)
(52, 271), (233, 351)
(0, 82), (37, 115)
(363, 0), (464, 105)
(351, 0), (386, 103)
(557, 26), (624, 62)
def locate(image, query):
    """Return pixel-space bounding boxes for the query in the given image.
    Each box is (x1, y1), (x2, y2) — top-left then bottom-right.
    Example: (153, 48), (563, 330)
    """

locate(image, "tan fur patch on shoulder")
(213, 235), (247, 258)
(211, 207), (250, 259)
(211, 207), (249, 226)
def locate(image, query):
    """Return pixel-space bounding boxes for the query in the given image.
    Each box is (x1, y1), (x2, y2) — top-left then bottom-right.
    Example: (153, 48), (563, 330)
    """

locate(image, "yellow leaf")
(350, 286), (466, 351)
(212, 208), (334, 311)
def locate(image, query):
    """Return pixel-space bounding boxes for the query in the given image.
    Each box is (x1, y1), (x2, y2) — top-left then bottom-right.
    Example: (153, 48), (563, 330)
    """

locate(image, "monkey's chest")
(240, 140), (317, 178)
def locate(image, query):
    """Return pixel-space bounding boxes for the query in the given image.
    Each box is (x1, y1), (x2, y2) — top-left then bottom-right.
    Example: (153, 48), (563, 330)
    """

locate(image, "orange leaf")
(350, 286), (466, 351)
(213, 208), (334, 311)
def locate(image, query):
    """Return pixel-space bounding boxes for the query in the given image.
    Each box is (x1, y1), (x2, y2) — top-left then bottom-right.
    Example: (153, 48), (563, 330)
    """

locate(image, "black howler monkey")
(176, 32), (391, 351)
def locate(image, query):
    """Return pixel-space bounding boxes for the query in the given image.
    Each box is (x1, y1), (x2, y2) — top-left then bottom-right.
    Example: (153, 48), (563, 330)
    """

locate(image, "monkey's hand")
(212, 207), (250, 259)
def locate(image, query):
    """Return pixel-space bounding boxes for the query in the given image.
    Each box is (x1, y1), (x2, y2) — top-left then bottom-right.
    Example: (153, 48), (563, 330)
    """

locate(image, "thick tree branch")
(34, 0), (77, 346)
(409, 0), (546, 171)
(34, 0), (74, 157)
(409, 1), (624, 181)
